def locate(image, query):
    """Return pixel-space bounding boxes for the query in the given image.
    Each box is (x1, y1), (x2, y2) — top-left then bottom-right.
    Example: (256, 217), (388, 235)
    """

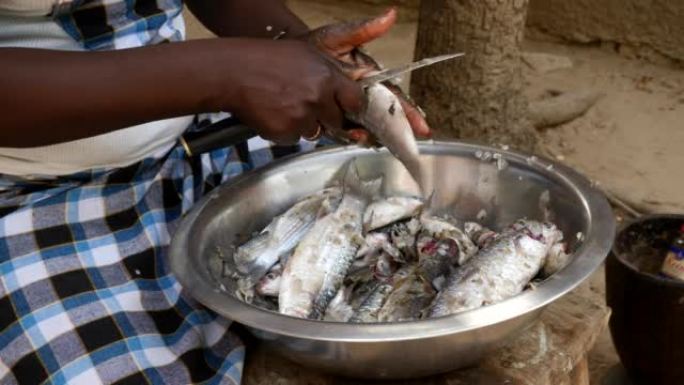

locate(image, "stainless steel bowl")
(169, 141), (615, 379)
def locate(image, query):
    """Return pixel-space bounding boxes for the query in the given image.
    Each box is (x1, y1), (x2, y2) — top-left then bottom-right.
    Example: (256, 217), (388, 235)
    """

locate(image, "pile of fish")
(227, 163), (571, 322)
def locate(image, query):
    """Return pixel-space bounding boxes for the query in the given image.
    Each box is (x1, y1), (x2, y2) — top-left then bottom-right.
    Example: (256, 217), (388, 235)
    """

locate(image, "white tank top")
(0, 1), (193, 176)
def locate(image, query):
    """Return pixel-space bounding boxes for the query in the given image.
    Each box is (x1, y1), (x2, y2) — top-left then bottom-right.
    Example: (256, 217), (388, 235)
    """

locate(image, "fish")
(324, 286), (355, 322)
(464, 222), (498, 248)
(250, 295), (279, 312)
(234, 187), (342, 292)
(420, 216), (478, 265)
(363, 196), (424, 232)
(416, 235), (460, 290)
(349, 281), (394, 323)
(353, 232), (401, 269)
(343, 265), (384, 309)
(377, 267), (435, 322)
(255, 263), (283, 297)
(501, 219), (569, 279)
(348, 83), (425, 191)
(372, 252), (399, 280)
(428, 220), (564, 318)
(542, 241), (570, 277)
(278, 163), (382, 319)
(345, 261), (374, 285)
(388, 217), (421, 262)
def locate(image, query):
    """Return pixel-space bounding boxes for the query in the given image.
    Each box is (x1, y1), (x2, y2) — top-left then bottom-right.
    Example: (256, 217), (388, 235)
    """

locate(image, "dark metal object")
(180, 116), (257, 156)
(357, 52), (464, 87)
(606, 214), (684, 385)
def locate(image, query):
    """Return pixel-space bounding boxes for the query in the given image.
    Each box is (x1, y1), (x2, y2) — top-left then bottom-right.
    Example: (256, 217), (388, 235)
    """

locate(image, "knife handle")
(180, 117), (258, 156)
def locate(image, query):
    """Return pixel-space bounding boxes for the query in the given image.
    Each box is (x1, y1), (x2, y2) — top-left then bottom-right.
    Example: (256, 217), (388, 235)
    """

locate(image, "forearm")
(0, 40), (237, 148)
(185, 0), (309, 39)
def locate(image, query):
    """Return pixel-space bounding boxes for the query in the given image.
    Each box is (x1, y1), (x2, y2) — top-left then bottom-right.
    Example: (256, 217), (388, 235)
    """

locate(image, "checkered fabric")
(0, 116), (320, 384)
(53, 0), (185, 50)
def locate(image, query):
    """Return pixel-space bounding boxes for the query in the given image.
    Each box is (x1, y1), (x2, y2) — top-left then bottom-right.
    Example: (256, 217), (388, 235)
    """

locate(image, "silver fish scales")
(429, 220), (563, 318)
(278, 164), (382, 319)
(377, 266), (435, 322)
(234, 187), (342, 293)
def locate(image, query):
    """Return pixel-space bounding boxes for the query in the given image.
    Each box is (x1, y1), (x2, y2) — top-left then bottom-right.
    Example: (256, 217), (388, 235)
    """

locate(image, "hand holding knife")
(180, 52), (464, 156)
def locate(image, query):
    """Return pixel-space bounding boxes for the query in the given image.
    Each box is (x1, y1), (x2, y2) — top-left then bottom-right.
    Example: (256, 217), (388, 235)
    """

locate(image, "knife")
(180, 52), (464, 156)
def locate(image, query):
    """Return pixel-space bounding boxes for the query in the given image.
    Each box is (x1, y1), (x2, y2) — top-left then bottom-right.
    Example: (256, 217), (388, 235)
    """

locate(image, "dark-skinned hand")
(223, 39), (363, 144)
(304, 8), (432, 144)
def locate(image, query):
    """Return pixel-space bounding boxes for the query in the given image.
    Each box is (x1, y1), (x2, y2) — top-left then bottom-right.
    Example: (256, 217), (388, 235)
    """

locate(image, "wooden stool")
(243, 287), (609, 385)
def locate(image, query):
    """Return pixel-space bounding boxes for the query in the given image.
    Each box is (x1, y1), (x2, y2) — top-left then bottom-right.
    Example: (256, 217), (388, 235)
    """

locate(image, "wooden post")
(410, 0), (537, 152)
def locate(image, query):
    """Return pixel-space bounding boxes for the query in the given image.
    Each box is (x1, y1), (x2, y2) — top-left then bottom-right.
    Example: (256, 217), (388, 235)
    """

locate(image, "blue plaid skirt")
(0, 126), (318, 384)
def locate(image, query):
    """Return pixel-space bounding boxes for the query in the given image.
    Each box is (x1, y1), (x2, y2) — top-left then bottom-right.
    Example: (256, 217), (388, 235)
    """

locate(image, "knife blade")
(358, 52), (464, 87)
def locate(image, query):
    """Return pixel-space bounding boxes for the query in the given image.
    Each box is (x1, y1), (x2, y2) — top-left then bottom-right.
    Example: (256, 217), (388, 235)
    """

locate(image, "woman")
(0, 1), (429, 384)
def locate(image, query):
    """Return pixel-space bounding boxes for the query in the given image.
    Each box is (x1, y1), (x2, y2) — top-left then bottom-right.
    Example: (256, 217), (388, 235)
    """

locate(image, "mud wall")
(187, 0), (684, 65)
(338, 0), (684, 64)
(526, 0), (684, 64)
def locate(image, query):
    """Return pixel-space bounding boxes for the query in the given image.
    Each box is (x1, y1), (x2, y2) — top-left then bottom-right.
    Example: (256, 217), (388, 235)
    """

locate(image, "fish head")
(417, 235), (439, 259)
(518, 220), (564, 246)
(255, 270), (282, 297)
(419, 215), (455, 237)
(372, 253), (399, 281)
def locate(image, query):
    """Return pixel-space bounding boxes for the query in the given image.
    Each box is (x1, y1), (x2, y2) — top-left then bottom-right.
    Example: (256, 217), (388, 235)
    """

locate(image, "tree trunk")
(410, 0), (537, 152)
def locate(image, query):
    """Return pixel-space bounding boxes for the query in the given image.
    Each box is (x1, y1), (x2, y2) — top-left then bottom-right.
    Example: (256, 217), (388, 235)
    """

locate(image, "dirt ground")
(185, 2), (684, 383)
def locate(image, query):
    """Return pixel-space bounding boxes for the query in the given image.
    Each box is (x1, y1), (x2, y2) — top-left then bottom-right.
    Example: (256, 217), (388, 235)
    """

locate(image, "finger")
(383, 83), (432, 138)
(399, 97), (432, 138)
(302, 122), (323, 141)
(348, 67), (377, 81)
(297, 115), (321, 143)
(346, 128), (370, 144)
(324, 57), (377, 81)
(312, 8), (397, 55)
(333, 74), (365, 114)
(268, 116), (317, 145)
(316, 89), (345, 135)
(346, 129), (381, 147)
(348, 48), (382, 72)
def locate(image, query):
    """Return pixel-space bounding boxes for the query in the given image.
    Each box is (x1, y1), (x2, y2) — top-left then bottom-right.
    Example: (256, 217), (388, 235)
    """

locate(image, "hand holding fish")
(303, 8), (432, 144)
(219, 9), (429, 146)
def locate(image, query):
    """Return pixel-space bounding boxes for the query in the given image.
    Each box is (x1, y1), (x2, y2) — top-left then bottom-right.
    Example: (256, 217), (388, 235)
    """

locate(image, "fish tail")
(342, 161), (384, 201)
(309, 287), (338, 320)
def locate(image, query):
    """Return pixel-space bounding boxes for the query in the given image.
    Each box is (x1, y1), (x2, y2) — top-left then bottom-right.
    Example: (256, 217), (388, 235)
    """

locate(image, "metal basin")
(169, 141), (615, 379)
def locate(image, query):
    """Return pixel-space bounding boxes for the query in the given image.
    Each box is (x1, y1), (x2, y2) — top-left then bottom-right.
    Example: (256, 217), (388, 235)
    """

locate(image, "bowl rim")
(610, 214), (684, 288)
(169, 140), (615, 342)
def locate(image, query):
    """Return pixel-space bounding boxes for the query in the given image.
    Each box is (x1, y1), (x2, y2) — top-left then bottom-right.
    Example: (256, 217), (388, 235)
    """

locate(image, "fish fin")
(363, 210), (375, 233)
(426, 189), (436, 208)
(234, 232), (272, 274)
(236, 280), (256, 303)
(317, 197), (334, 218)
(352, 232), (366, 247)
(342, 160), (384, 200)
(420, 189), (437, 218)
(381, 242), (402, 261)
(432, 275), (446, 291)
(360, 177), (384, 201)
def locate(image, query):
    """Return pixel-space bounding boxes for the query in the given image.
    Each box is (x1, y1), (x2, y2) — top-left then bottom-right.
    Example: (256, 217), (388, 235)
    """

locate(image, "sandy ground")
(184, 2), (684, 383)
